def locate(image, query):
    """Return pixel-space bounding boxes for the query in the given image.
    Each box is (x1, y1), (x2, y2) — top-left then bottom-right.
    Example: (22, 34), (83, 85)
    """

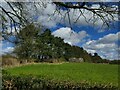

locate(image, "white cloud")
(3, 47), (14, 54)
(0, 47), (14, 55)
(97, 32), (119, 44)
(52, 27), (89, 45)
(1, 1), (118, 30)
(91, 4), (100, 9)
(0, 41), (14, 55)
(83, 32), (120, 60)
(36, 2), (58, 28)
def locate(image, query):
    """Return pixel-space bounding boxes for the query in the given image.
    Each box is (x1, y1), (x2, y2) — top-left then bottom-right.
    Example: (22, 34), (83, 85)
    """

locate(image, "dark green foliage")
(14, 25), (67, 62)
(91, 53), (103, 63)
(14, 24), (40, 61)
(2, 74), (118, 90)
(109, 60), (120, 64)
(13, 24), (113, 63)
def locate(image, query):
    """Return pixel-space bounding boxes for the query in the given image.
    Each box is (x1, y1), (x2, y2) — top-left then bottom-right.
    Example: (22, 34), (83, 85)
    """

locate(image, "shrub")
(2, 55), (19, 66)
(2, 73), (118, 90)
(42, 57), (66, 63)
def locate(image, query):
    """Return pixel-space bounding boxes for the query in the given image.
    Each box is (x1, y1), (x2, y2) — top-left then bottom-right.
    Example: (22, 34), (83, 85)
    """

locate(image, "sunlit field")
(4, 62), (118, 87)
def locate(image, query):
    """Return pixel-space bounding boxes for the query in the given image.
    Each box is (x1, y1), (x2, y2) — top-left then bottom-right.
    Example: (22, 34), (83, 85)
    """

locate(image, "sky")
(0, 1), (120, 60)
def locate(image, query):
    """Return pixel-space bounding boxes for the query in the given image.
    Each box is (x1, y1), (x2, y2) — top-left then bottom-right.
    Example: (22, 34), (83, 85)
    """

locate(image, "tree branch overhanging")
(53, 2), (118, 28)
(0, 1), (119, 43)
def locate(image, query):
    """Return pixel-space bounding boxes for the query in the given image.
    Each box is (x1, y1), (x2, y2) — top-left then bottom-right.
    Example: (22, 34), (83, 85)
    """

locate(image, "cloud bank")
(52, 27), (89, 45)
(24, 1), (118, 29)
(52, 27), (119, 60)
(83, 32), (120, 60)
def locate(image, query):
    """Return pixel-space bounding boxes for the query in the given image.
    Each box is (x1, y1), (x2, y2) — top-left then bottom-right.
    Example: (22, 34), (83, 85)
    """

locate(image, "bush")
(109, 60), (120, 64)
(41, 57), (66, 63)
(2, 73), (118, 90)
(2, 55), (19, 66)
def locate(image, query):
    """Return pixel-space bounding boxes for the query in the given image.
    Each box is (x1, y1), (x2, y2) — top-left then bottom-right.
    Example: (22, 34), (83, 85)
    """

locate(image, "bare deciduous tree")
(0, 1), (119, 43)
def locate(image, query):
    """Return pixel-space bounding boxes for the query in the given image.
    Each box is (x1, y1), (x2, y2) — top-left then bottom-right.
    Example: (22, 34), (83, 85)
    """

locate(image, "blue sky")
(1, 1), (119, 60)
(50, 22), (119, 40)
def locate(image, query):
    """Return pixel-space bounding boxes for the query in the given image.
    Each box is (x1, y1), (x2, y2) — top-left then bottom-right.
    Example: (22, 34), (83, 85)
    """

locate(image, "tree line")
(12, 24), (116, 64)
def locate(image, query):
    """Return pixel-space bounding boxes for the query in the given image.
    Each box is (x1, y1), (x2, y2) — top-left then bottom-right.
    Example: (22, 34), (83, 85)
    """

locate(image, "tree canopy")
(13, 24), (105, 63)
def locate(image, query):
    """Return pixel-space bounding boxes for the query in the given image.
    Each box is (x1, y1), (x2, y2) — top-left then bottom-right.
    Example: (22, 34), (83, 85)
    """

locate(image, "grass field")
(4, 62), (118, 87)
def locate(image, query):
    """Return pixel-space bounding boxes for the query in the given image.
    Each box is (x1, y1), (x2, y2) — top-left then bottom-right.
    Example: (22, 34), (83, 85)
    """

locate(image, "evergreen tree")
(14, 24), (105, 63)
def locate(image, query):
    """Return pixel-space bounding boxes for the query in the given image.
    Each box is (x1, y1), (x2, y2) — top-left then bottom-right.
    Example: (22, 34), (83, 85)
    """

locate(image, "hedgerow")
(2, 74), (118, 90)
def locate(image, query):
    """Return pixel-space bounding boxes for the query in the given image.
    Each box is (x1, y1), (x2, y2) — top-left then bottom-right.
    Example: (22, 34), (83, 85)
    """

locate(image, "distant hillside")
(2, 24), (118, 64)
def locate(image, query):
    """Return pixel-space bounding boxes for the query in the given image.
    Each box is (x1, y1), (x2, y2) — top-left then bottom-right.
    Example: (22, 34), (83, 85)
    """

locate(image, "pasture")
(4, 62), (118, 87)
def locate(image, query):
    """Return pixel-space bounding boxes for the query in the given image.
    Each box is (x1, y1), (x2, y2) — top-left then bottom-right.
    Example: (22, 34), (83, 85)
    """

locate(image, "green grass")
(4, 62), (118, 87)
